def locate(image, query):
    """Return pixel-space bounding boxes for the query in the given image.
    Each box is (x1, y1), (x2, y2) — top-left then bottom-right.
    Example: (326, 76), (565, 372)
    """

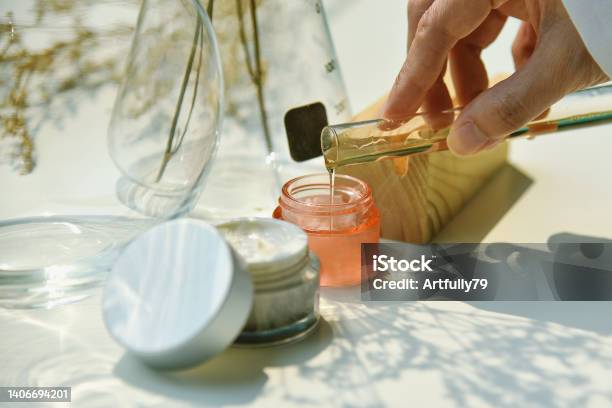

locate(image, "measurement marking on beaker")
(315, 1), (321, 14)
(325, 59), (336, 73)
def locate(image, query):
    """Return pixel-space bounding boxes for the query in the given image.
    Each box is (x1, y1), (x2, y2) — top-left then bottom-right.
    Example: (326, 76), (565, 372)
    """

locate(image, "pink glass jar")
(273, 173), (380, 286)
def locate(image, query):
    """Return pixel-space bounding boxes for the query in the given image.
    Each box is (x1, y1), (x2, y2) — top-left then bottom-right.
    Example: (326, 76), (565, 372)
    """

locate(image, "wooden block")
(339, 96), (508, 243)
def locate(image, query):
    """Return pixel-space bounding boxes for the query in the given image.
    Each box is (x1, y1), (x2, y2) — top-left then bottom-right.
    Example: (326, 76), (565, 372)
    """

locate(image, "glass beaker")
(0, 0), (223, 308)
(193, 0), (351, 222)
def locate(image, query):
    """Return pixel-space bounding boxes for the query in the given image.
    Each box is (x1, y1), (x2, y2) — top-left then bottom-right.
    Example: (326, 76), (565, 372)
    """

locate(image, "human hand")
(382, 0), (609, 155)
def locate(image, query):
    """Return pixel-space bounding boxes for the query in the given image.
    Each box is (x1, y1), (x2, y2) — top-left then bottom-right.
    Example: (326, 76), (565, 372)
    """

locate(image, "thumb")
(447, 45), (567, 156)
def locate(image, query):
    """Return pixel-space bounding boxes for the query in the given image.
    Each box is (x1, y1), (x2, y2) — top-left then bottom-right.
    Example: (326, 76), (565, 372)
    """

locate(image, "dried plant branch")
(0, 3), (133, 175)
(236, 0), (256, 80)
(236, 0), (272, 154)
(155, 15), (203, 182)
(249, 0), (272, 154)
(207, 0), (214, 20)
(172, 21), (204, 157)
(155, 0), (213, 182)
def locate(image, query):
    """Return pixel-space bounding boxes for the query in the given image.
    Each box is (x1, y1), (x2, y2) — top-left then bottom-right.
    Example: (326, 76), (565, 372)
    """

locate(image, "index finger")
(383, 0), (509, 121)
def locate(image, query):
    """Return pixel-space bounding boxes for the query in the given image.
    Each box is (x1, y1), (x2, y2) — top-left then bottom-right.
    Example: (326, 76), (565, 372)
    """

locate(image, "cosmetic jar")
(217, 218), (320, 346)
(102, 218), (320, 370)
(273, 173), (380, 286)
(102, 219), (253, 369)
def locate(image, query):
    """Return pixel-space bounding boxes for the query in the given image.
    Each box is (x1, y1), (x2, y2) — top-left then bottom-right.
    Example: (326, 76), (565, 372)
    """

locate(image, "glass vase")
(193, 0), (351, 221)
(0, 0), (223, 308)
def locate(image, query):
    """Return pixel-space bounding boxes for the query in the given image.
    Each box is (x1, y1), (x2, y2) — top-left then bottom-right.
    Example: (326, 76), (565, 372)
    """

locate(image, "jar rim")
(280, 173), (373, 216)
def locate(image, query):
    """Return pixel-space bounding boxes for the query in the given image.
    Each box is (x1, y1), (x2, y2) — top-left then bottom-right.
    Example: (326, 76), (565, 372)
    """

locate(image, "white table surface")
(2, 1), (612, 407)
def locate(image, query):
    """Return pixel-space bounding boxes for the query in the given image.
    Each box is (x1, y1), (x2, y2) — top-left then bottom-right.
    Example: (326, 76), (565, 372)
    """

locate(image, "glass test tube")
(321, 83), (612, 170)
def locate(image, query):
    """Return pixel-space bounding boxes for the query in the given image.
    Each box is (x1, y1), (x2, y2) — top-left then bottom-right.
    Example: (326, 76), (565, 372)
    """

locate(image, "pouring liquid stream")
(328, 168), (335, 231)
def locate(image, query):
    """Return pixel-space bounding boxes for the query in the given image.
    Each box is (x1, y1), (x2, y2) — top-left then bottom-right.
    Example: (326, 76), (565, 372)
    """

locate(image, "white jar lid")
(216, 218), (309, 285)
(102, 219), (253, 370)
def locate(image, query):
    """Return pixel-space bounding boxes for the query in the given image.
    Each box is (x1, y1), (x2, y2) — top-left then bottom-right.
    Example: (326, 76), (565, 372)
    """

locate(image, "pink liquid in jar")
(273, 173), (380, 286)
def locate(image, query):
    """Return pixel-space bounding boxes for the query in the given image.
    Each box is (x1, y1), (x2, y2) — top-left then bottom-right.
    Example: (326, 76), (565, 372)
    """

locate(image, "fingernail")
(448, 121), (489, 155)
(483, 138), (503, 151)
(380, 100), (404, 123)
(378, 119), (402, 131)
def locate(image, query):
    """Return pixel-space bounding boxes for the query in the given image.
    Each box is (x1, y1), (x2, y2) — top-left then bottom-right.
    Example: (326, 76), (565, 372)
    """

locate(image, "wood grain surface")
(339, 93), (508, 243)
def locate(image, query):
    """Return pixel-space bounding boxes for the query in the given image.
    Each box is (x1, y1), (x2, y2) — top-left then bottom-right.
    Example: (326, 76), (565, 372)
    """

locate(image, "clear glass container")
(108, 0), (223, 218)
(273, 174), (380, 287)
(193, 0), (351, 221)
(0, 0), (223, 308)
(321, 83), (612, 171)
(217, 217), (320, 346)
